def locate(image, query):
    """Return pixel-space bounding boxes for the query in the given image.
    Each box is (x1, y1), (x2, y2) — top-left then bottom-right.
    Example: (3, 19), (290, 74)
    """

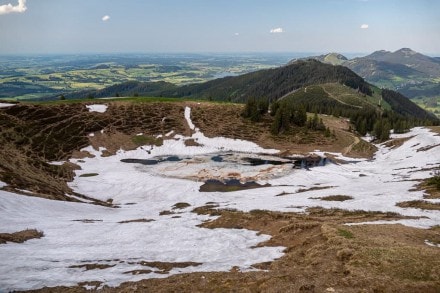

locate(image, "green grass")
(131, 135), (163, 146)
(338, 228), (354, 239)
(427, 174), (440, 190)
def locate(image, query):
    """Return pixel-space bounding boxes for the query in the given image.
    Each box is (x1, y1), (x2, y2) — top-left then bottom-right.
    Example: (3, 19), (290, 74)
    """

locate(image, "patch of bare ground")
(296, 186), (335, 194)
(428, 126), (440, 135)
(124, 269), (153, 275)
(172, 202), (191, 209)
(72, 219), (103, 223)
(32, 207), (439, 292)
(312, 195), (354, 201)
(184, 138), (202, 147)
(411, 178), (440, 199)
(0, 229), (44, 244)
(118, 218), (155, 224)
(384, 136), (414, 149)
(396, 200), (440, 211)
(138, 261), (202, 274)
(159, 210), (175, 216)
(417, 144), (440, 152)
(69, 264), (115, 270)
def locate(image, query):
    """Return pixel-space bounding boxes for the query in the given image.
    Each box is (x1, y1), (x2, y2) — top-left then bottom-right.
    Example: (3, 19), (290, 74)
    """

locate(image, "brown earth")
(0, 229), (44, 244)
(396, 200), (440, 211)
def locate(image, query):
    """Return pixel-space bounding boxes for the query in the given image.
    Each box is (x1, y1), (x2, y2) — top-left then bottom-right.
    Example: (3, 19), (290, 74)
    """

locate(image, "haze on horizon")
(0, 0), (439, 55)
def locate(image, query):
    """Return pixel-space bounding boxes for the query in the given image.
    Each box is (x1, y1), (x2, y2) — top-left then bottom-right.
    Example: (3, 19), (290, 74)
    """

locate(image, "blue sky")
(0, 0), (439, 54)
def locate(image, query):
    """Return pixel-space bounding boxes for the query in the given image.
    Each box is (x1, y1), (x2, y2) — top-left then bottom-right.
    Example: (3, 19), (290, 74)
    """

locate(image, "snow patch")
(184, 106), (196, 130)
(47, 161), (65, 166)
(86, 104), (108, 113)
(0, 103), (16, 108)
(425, 240), (440, 248)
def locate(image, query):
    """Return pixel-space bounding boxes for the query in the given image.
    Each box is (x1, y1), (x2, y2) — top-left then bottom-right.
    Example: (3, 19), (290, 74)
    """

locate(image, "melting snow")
(0, 103), (16, 108)
(0, 107), (439, 291)
(86, 104), (108, 113)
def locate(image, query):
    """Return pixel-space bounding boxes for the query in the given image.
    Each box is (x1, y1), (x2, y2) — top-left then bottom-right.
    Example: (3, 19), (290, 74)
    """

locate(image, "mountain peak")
(395, 48), (417, 55)
(366, 50), (391, 59)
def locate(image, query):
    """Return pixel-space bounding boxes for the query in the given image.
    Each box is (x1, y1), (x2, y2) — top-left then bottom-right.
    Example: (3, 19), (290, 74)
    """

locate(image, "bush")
(427, 170), (440, 190)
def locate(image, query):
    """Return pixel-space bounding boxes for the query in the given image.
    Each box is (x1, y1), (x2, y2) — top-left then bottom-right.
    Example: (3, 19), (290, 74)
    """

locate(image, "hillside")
(1, 100), (440, 293)
(0, 100), (363, 200)
(294, 49), (440, 105)
(162, 60), (373, 102)
(362, 48), (440, 77)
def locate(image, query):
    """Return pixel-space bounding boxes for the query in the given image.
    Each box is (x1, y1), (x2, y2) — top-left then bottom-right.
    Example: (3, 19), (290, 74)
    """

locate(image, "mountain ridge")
(292, 48), (440, 103)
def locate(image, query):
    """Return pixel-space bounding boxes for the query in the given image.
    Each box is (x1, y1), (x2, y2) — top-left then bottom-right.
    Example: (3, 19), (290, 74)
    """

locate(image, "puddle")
(121, 156), (182, 165)
(199, 179), (271, 192)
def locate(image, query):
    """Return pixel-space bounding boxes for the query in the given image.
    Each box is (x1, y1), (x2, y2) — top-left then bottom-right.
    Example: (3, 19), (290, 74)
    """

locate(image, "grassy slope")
(283, 83), (384, 112)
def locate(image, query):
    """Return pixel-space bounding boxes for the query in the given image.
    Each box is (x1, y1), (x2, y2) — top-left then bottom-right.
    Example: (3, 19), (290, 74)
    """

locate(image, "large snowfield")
(0, 107), (439, 291)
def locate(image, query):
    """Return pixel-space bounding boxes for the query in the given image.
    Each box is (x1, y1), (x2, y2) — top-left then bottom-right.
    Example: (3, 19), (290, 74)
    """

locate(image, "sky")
(0, 0), (439, 55)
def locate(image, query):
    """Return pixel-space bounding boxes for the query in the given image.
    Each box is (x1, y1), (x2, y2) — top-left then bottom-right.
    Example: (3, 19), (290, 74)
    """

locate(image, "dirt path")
(343, 135), (360, 155)
(277, 88), (299, 101)
(321, 87), (362, 109)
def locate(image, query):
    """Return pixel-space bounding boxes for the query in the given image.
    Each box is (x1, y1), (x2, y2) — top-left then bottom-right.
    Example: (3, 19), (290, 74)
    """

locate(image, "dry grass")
(137, 261), (202, 274)
(172, 202), (191, 209)
(384, 136), (414, 149)
(396, 200), (440, 210)
(296, 186), (335, 194)
(69, 264), (115, 270)
(118, 218), (155, 224)
(184, 138), (202, 147)
(0, 229), (44, 244)
(314, 195), (354, 201)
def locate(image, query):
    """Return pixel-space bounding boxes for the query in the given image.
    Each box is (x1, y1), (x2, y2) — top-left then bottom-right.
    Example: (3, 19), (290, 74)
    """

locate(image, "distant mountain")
(293, 49), (440, 103)
(362, 48), (440, 76)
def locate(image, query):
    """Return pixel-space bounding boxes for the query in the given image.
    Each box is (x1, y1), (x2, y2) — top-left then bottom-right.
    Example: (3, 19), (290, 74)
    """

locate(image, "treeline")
(381, 89), (438, 120)
(243, 97), (328, 136)
(40, 81), (177, 101)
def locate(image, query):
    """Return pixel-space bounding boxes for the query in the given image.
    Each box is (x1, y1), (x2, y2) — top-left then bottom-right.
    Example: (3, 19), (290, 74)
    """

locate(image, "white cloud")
(0, 0), (27, 15)
(102, 15), (110, 22)
(270, 27), (283, 34)
(360, 24), (369, 29)
(234, 32), (239, 36)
